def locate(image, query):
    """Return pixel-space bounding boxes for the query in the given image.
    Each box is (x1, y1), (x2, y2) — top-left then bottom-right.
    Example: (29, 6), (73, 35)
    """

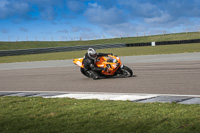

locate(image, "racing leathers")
(83, 52), (112, 79)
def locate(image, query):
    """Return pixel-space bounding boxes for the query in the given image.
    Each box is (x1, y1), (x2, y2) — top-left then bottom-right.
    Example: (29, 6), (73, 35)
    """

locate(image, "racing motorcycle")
(73, 55), (133, 79)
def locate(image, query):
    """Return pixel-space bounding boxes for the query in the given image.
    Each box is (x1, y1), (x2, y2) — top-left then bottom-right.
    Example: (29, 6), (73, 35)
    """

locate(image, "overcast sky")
(1, 0), (200, 41)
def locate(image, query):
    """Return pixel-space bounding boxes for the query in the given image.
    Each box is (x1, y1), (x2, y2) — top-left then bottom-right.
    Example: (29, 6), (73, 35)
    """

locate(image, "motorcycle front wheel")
(120, 65), (133, 77)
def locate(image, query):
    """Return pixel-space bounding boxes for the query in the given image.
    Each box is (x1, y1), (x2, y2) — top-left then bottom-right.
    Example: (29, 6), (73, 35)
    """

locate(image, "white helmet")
(87, 48), (97, 60)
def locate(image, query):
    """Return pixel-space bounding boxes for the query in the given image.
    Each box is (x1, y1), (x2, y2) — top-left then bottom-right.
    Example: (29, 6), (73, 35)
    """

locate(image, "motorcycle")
(73, 55), (133, 79)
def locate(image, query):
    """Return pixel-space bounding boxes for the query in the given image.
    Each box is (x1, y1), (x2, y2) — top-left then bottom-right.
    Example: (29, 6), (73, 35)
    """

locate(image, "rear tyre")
(121, 66), (133, 77)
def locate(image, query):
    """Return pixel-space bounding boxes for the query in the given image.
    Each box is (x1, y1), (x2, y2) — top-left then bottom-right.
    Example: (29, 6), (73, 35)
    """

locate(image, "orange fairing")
(73, 58), (84, 68)
(96, 55), (121, 75)
(73, 55), (122, 76)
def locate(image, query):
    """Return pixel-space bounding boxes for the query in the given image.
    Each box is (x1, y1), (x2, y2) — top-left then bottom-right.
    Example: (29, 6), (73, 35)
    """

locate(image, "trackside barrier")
(0, 43), (126, 57)
(125, 38), (200, 47)
(0, 39), (200, 56)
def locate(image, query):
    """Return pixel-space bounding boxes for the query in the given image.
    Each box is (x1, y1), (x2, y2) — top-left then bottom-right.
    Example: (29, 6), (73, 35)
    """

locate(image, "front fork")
(115, 64), (124, 75)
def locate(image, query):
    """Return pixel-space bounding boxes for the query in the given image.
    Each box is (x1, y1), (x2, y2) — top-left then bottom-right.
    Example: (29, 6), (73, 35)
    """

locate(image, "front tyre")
(120, 66), (133, 77)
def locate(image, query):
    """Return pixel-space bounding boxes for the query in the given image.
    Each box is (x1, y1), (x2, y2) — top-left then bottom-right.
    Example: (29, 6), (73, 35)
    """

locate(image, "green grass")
(0, 43), (200, 63)
(0, 32), (200, 50)
(0, 96), (200, 133)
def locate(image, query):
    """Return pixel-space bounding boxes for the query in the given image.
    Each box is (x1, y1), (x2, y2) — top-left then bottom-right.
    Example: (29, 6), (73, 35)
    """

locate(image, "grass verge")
(0, 43), (200, 63)
(0, 96), (200, 133)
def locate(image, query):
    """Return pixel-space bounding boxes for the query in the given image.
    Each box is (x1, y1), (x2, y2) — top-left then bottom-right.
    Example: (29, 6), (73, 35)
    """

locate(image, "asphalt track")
(0, 52), (200, 96)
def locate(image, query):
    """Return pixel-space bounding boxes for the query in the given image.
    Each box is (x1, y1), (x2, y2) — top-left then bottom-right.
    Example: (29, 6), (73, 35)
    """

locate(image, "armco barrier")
(0, 39), (200, 56)
(0, 43), (126, 56)
(126, 42), (151, 47)
(156, 39), (200, 45)
(125, 39), (200, 47)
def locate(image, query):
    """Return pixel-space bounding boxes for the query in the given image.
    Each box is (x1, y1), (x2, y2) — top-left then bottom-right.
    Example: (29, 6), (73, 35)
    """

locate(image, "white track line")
(47, 93), (159, 101)
(1, 91), (199, 101)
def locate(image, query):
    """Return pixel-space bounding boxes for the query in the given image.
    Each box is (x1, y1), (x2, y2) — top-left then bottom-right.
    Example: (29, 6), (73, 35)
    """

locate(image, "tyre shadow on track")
(96, 75), (137, 80)
(115, 75), (137, 78)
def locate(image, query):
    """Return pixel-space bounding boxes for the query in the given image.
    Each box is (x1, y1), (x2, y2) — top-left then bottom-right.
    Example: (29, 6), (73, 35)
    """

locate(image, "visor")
(90, 53), (97, 58)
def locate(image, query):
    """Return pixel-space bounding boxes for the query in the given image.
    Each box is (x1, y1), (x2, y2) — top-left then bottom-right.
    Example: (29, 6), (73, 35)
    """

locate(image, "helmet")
(87, 48), (97, 60)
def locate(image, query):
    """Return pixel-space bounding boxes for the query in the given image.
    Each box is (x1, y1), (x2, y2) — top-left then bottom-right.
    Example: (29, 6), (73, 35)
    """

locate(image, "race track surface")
(0, 53), (200, 95)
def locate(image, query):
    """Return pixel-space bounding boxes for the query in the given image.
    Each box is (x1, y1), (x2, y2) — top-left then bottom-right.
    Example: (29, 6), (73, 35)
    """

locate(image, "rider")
(83, 48), (113, 80)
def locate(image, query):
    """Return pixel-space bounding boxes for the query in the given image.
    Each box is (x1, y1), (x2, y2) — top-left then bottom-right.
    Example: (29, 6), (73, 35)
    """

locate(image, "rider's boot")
(90, 71), (104, 80)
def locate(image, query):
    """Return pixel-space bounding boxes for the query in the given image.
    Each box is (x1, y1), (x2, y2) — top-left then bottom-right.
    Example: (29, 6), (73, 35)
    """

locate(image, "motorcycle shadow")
(113, 75), (137, 78)
(98, 75), (137, 80)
